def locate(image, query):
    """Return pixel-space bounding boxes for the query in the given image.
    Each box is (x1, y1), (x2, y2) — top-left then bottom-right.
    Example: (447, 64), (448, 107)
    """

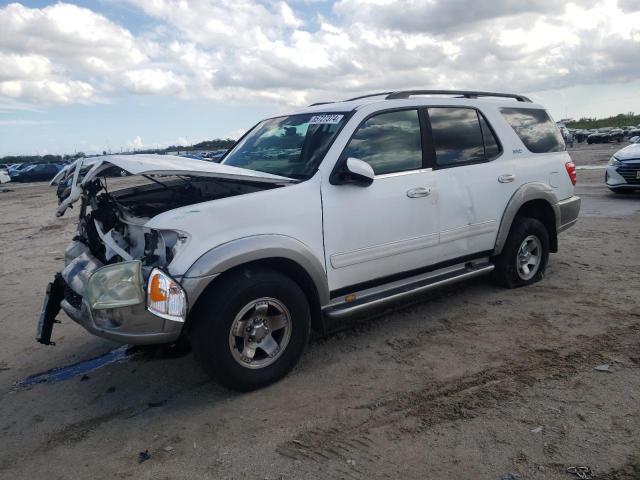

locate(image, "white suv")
(40, 90), (580, 390)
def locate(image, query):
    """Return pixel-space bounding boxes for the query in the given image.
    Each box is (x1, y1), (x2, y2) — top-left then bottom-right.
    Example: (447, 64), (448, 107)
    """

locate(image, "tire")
(611, 188), (635, 194)
(190, 268), (311, 391)
(493, 217), (550, 289)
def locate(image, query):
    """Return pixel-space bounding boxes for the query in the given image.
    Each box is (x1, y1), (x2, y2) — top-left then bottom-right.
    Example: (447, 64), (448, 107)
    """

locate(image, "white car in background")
(606, 141), (640, 193)
(0, 170), (10, 184)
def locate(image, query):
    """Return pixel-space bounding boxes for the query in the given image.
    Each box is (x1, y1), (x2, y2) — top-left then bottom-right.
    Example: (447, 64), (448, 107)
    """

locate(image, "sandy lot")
(1, 142), (639, 479)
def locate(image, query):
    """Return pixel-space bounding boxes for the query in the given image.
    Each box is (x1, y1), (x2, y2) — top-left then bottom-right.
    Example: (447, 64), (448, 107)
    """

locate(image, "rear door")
(427, 107), (518, 259)
(321, 108), (440, 294)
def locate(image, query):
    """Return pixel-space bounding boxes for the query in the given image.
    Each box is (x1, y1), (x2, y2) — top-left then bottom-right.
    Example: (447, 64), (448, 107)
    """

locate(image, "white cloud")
(279, 2), (304, 27)
(0, 79), (95, 104)
(127, 135), (144, 150)
(0, 53), (52, 81)
(0, 2), (145, 104)
(225, 128), (246, 140)
(0, 119), (52, 126)
(122, 69), (187, 95)
(0, 0), (638, 108)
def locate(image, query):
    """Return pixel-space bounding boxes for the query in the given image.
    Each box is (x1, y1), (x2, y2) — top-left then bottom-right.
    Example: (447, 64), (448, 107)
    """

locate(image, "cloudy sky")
(0, 0), (639, 156)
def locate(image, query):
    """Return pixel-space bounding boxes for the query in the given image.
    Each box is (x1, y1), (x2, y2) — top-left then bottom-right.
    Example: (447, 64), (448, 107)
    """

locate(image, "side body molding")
(182, 235), (329, 307)
(493, 182), (560, 256)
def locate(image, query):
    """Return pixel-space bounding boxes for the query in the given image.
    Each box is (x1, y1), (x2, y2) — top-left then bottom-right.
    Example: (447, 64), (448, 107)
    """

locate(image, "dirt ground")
(1, 142), (639, 479)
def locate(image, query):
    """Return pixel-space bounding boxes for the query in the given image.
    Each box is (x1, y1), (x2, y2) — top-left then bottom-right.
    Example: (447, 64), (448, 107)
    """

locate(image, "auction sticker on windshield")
(309, 114), (344, 125)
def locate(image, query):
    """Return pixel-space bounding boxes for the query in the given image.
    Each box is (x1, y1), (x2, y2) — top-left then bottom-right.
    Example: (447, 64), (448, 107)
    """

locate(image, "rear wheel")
(493, 217), (549, 288)
(190, 268), (311, 391)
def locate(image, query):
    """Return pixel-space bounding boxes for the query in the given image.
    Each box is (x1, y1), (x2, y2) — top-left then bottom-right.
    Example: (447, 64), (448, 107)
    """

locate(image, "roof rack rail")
(344, 92), (394, 102)
(308, 90), (531, 107)
(308, 92), (393, 107)
(385, 90), (532, 102)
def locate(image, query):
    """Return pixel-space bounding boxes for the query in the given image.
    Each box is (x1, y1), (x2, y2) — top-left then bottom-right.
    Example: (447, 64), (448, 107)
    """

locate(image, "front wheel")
(190, 268), (311, 391)
(493, 217), (549, 288)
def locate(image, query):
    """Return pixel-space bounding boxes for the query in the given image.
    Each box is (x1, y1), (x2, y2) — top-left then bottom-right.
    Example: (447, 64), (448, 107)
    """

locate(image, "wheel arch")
(494, 183), (560, 256)
(181, 235), (328, 334)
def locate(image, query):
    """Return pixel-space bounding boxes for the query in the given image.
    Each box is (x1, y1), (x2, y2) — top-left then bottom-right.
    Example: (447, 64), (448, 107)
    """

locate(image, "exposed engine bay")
(50, 154), (294, 271)
(59, 172), (278, 268)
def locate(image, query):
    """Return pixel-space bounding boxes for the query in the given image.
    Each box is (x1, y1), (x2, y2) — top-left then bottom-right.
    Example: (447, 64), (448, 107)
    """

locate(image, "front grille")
(616, 164), (640, 185)
(63, 283), (83, 310)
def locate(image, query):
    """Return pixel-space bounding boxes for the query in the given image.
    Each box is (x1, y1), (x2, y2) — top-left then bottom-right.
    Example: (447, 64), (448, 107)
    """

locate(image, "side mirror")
(340, 157), (374, 186)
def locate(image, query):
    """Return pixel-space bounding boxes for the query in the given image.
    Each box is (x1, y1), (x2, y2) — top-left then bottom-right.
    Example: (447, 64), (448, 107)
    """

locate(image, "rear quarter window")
(500, 108), (565, 153)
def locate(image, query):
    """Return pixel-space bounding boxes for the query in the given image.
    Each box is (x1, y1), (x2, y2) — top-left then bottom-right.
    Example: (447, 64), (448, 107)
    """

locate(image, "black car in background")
(587, 131), (609, 144)
(587, 128), (624, 144)
(573, 130), (589, 143)
(608, 128), (624, 142)
(10, 163), (62, 182)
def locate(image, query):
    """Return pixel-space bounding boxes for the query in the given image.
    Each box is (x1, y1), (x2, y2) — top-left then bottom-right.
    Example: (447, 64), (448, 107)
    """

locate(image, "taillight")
(565, 161), (576, 185)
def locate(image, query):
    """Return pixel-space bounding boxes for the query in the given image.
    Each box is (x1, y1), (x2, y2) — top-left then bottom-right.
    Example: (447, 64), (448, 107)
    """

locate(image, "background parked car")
(608, 128), (624, 142)
(201, 149), (228, 162)
(628, 128), (640, 138)
(7, 163), (31, 178)
(605, 142), (640, 193)
(10, 163), (63, 182)
(573, 129), (589, 143)
(587, 131), (609, 144)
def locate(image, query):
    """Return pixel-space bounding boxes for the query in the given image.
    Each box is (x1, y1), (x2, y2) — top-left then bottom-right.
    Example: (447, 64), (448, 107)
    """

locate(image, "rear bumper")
(58, 242), (183, 345)
(557, 195), (581, 233)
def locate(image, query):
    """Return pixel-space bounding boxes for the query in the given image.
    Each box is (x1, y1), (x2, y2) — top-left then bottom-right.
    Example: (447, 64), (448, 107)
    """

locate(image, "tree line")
(566, 113), (640, 129)
(1, 138), (237, 165)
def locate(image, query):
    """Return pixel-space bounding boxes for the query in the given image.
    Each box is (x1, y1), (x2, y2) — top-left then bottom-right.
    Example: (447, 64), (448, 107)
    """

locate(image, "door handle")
(498, 174), (515, 183)
(407, 187), (431, 198)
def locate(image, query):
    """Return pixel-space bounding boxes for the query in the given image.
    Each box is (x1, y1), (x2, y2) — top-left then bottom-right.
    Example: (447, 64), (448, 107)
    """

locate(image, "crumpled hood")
(51, 154), (294, 216)
(52, 154), (293, 185)
(614, 143), (640, 162)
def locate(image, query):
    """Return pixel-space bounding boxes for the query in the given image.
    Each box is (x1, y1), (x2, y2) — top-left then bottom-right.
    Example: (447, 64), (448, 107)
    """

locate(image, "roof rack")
(344, 92), (394, 102)
(308, 92), (392, 106)
(385, 90), (532, 102)
(307, 90), (531, 107)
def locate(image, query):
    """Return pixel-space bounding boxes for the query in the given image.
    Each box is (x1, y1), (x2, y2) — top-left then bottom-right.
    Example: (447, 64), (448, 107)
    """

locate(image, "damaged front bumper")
(45, 241), (185, 345)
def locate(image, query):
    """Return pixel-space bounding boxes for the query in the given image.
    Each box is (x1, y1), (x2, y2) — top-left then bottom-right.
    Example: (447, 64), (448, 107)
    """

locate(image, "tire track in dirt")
(277, 322), (640, 479)
(595, 458), (640, 479)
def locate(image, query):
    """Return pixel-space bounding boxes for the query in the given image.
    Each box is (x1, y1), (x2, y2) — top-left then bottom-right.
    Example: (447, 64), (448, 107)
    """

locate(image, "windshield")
(222, 113), (347, 180)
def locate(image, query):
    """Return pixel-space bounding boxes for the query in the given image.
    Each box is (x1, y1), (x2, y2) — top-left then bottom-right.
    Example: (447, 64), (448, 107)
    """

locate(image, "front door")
(321, 109), (440, 295)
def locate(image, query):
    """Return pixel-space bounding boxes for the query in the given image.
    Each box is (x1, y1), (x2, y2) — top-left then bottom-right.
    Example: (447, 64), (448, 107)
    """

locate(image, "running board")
(323, 262), (494, 320)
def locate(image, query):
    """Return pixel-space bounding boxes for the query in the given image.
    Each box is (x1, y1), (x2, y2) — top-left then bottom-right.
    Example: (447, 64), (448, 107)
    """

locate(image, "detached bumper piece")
(37, 273), (64, 345)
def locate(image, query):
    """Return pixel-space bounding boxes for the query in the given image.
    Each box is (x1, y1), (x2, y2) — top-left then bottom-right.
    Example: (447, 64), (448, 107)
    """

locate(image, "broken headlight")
(147, 268), (187, 322)
(87, 260), (144, 310)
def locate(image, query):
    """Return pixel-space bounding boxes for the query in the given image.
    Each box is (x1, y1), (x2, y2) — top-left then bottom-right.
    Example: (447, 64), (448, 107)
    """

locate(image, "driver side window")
(343, 109), (423, 175)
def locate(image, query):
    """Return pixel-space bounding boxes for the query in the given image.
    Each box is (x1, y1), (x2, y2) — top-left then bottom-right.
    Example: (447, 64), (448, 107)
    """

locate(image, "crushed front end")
(37, 154), (290, 346)
(49, 241), (186, 345)
(38, 159), (190, 345)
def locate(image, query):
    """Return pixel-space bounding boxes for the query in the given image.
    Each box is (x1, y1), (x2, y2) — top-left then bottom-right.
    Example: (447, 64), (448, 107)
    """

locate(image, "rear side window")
(343, 109), (422, 175)
(478, 114), (500, 159)
(500, 108), (565, 153)
(428, 107), (500, 166)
